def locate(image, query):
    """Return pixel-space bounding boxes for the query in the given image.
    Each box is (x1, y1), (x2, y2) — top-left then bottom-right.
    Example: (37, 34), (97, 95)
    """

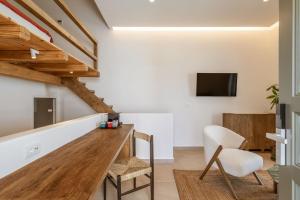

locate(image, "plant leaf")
(267, 95), (275, 99)
(267, 84), (279, 110)
(272, 89), (278, 95)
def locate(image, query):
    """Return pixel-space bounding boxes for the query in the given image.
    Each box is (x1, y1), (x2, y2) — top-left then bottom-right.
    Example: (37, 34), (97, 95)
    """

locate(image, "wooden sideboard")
(223, 113), (275, 151)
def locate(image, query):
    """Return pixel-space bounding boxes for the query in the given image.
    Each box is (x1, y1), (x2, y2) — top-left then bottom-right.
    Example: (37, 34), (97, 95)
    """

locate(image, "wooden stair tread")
(62, 78), (114, 113)
(0, 13), (98, 77)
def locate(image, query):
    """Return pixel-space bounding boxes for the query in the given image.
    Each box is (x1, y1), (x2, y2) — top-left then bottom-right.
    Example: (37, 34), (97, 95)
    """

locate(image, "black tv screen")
(196, 73), (238, 96)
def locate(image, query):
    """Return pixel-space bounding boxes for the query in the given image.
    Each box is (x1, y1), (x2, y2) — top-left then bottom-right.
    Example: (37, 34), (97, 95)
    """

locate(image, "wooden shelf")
(0, 13), (99, 77)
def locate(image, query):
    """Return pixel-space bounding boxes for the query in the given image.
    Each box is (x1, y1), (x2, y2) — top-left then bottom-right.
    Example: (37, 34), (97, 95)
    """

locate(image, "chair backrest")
(133, 131), (154, 169)
(203, 125), (245, 164)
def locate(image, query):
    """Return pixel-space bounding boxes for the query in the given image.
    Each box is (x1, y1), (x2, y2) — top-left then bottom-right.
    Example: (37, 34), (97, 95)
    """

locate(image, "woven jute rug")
(173, 170), (278, 200)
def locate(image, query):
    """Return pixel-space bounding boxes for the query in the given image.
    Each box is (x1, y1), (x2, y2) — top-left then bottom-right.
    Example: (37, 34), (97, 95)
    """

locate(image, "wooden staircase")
(0, 0), (116, 114)
(62, 78), (114, 113)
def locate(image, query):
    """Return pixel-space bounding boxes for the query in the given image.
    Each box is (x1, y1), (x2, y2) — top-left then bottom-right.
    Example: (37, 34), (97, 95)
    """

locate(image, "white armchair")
(200, 125), (264, 200)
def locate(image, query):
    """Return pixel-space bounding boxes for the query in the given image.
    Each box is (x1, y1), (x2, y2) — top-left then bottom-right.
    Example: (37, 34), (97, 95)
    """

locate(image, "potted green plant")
(266, 84), (279, 161)
(266, 84), (279, 110)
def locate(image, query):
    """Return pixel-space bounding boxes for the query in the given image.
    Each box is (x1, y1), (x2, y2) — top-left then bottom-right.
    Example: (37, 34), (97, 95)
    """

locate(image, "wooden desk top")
(0, 124), (134, 200)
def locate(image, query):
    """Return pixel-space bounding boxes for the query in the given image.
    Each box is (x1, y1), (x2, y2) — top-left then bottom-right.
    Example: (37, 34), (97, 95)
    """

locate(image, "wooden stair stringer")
(62, 77), (114, 113)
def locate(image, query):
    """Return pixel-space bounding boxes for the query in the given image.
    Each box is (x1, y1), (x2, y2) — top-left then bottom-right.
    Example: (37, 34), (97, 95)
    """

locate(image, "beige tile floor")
(95, 149), (275, 200)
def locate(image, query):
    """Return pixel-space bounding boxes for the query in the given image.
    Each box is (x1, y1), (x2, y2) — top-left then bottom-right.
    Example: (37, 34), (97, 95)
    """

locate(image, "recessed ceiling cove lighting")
(112, 24), (278, 32)
(149, 0), (155, 3)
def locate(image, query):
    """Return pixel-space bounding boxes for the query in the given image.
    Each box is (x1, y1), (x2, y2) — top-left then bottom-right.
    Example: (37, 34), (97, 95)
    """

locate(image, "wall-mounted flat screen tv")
(196, 73), (238, 96)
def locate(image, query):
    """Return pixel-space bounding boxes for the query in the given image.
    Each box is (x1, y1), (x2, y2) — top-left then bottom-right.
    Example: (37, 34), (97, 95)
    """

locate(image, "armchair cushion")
(219, 149), (263, 177)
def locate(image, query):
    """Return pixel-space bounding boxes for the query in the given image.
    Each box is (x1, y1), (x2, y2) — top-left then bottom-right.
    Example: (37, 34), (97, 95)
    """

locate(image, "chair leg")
(200, 145), (223, 180)
(117, 176), (122, 200)
(103, 177), (107, 200)
(133, 178), (137, 189)
(274, 181), (278, 194)
(216, 159), (239, 200)
(150, 172), (154, 200)
(253, 172), (263, 185)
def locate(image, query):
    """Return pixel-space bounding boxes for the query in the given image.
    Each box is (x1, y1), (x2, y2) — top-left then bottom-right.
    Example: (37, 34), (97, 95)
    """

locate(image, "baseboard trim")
(173, 146), (204, 151)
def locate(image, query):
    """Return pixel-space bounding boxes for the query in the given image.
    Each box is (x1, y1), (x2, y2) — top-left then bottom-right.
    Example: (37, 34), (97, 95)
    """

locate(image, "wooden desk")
(0, 124), (133, 200)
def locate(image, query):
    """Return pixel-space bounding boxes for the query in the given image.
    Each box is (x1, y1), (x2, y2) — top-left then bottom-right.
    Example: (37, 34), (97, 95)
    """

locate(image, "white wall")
(120, 113), (174, 160)
(0, 76), (48, 137)
(68, 0), (277, 147)
(91, 28), (279, 147)
(0, 114), (104, 178)
(94, 1), (279, 147)
(0, 0), (279, 147)
(46, 86), (95, 121)
(0, 76), (95, 137)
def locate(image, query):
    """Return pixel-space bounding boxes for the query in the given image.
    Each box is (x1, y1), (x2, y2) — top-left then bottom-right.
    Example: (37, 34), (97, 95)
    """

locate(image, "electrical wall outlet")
(25, 143), (41, 159)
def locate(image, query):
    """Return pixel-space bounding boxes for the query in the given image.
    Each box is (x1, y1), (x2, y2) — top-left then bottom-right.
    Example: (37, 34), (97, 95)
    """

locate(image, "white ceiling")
(95, 0), (278, 28)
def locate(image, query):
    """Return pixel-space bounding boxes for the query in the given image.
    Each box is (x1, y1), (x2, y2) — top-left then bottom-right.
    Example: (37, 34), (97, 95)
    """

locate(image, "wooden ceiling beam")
(0, 50), (69, 63)
(29, 63), (87, 68)
(0, 25), (30, 40)
(0, 62), (61, 85)
(54, 70), (100, 77)
(32, 64), (88, 72)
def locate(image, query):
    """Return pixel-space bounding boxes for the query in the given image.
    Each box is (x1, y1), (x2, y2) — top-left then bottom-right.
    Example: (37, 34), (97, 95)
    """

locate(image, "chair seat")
(219, 149), (263, 177)
(108, 157), (152, 182)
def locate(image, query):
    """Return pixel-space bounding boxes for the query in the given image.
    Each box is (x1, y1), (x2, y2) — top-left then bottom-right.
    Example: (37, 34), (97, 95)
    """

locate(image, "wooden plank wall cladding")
(0, 125), (134, 200)
(223, 113), (276, 151)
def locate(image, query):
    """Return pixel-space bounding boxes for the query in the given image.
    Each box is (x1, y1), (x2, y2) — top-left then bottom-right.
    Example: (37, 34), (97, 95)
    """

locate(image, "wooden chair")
(200, 126), (264, 200)
(104, 130), (154, 200)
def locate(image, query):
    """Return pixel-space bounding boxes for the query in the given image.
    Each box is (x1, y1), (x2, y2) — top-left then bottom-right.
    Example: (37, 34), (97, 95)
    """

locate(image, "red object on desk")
(107, 121), (113, 128)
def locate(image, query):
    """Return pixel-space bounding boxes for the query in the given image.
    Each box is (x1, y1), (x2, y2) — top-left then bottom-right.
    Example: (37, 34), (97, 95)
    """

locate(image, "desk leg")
(117, 130), (133, 160)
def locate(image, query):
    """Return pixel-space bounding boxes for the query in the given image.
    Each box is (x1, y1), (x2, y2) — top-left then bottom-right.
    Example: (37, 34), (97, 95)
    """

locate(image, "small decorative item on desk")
(109, 113), (121, 128)
(107, 121), (113, 129)
(99, 113), (122, 129)
(99, 121), (107, 129)
(112, 120), (119, 128)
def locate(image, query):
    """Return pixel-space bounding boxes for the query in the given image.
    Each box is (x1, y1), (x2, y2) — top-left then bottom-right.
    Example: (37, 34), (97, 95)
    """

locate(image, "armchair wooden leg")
(253, 172), (263, 185)
(117, 176), (122, 200)
(216, 159), (239, 200)
(200, 145), (223, 180)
